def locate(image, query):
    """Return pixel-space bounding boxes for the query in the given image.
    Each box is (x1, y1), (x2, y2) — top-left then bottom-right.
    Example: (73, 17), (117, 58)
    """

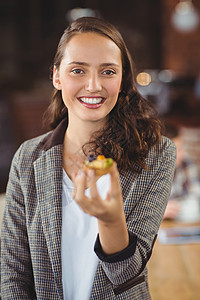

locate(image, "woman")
(1, 17), (176, 299)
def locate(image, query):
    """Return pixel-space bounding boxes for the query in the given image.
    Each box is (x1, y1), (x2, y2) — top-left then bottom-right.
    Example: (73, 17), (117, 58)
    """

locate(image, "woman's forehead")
(62, 32), (122, 65)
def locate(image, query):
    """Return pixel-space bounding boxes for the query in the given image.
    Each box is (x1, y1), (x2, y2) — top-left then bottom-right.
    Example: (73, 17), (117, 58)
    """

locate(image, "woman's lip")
(78, 97), (105, 104)
(78, 97), (106, 109)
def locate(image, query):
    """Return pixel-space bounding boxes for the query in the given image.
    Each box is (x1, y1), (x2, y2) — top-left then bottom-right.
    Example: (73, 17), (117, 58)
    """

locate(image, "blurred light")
(172, 0), (199, 32)
(136, 72), (152, 86)
(158, 70), (174, 83)
(66, 8), (100, 23)
(136, 69), (174, 115)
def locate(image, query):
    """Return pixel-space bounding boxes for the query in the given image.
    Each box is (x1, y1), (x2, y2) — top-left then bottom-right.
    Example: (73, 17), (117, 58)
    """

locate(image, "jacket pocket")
(113, 275), (145, 295)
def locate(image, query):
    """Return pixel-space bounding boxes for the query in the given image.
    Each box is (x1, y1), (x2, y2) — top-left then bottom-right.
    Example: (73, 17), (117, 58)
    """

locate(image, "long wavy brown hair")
(44, 17), (162, 173)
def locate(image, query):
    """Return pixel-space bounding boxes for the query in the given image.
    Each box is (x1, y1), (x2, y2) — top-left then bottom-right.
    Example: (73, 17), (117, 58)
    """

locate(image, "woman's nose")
(85, 74), (102, 92)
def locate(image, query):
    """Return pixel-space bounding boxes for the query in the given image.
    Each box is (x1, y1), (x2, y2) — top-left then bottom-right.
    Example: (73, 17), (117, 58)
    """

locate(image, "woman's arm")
(73, 137), (176, 286)
(1, 146), (36, 299)
(73, 163), (129, 255)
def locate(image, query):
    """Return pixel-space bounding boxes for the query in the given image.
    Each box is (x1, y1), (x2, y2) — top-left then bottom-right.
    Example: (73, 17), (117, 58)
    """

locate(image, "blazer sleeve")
(94, 137), (176, 286)
(1, 144), (36, 299)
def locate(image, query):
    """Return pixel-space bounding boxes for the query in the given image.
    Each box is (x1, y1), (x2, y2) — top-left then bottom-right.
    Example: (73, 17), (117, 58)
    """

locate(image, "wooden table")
(148, 220), (200, 300)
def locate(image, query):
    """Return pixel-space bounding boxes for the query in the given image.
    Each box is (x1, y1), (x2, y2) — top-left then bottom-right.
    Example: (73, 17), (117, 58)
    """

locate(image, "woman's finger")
(109, 162), (122, 197)
(88, 170), (99, 200)
(74, 169), (87, 202)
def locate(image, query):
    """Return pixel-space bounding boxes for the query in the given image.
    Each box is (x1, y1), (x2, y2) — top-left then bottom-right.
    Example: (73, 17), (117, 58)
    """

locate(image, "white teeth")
(80, 97), (103, 104)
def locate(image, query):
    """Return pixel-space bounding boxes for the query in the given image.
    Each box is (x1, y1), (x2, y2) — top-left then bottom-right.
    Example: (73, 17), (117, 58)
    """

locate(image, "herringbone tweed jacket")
(1, 119), (176, 299)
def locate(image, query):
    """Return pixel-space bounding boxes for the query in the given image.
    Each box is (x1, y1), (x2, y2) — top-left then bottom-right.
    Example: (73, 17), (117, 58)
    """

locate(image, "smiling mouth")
(79, 97), (105, 104)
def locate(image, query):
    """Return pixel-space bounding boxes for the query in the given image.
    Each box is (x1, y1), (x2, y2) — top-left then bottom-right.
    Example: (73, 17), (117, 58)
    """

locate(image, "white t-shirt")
(62, 170), (110, 300)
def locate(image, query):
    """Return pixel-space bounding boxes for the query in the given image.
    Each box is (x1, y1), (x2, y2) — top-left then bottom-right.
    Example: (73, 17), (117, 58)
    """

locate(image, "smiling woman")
(1, 17), (176, 300)
(52, 32), (122, 125)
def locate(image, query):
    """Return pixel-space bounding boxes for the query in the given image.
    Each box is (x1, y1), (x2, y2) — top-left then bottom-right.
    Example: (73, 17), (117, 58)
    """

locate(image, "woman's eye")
(103, 70), (115, 75)
(71, 69), (84, 74)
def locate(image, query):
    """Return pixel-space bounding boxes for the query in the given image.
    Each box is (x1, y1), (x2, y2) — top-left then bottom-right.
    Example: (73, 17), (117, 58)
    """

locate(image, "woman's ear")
(53, 66), (62, 90)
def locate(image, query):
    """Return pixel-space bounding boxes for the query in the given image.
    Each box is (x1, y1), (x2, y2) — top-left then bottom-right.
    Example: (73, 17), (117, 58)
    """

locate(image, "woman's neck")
(64, 116), (105, 156)
(63, 117), (105, 179)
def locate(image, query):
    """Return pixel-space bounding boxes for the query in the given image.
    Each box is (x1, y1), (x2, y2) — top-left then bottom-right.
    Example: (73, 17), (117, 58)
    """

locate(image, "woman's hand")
(72, 162), (123, 222)
(72, 162), (129, 254)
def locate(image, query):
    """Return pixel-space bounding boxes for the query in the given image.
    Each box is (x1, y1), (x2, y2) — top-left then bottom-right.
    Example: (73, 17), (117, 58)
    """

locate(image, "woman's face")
(53, 32), (123, 125)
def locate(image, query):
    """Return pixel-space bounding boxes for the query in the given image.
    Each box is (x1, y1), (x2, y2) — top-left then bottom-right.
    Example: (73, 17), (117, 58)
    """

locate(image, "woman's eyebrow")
(67, 61), (89, 66)
(100, 63), (120, 68)
(67, 61), (120, 68)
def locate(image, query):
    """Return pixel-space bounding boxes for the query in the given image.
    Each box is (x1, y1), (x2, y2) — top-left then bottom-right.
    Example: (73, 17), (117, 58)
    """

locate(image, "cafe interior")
(0, 0), (200, 299)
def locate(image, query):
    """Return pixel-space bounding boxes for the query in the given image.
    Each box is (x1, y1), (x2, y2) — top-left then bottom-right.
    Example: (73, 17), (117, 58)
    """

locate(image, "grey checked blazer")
(1, 119), (176, 299)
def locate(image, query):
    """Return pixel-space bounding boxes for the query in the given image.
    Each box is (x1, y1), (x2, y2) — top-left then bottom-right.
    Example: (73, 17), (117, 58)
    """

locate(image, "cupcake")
(84, 154), (113, 176)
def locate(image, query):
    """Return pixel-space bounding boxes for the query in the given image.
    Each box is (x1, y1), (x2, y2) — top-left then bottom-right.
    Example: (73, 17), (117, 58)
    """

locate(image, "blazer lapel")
(34, 144), (64, 299)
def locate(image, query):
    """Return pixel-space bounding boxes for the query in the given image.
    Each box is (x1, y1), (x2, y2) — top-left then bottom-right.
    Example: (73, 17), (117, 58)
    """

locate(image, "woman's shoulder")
(151, 135), (176, 155)
(23, 131), (51, 146)
(159, 135), (176, 152)
(146, 135), (176, 168)
(21, 131), (52, 152)
(12, 131), (53, 164)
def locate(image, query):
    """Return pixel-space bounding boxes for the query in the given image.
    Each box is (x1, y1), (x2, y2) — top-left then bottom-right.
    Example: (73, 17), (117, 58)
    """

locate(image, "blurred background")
(1, 0), (200, 193)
